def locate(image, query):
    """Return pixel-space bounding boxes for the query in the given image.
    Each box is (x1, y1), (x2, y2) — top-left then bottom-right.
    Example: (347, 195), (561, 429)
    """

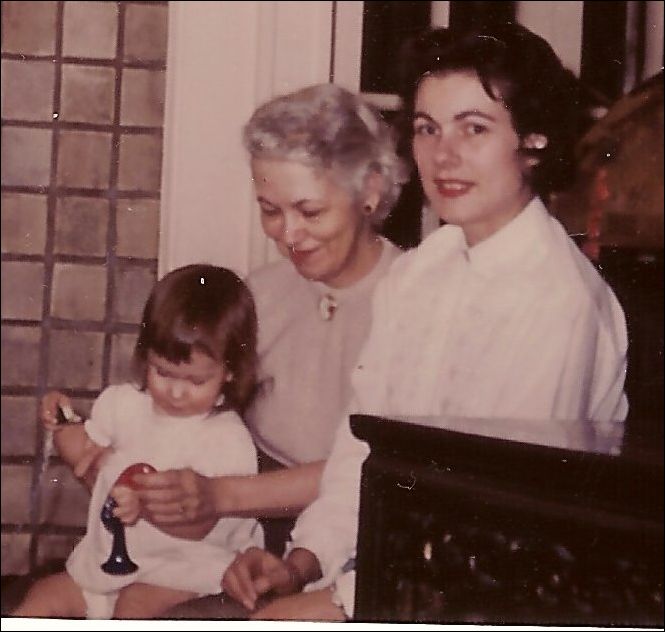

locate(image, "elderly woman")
(222, 22), (629, 621)
(40, 83), (408, 618)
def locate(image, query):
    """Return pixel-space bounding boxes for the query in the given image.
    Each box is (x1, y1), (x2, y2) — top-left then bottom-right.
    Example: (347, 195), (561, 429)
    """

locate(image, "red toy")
(115, 462), (157, 488)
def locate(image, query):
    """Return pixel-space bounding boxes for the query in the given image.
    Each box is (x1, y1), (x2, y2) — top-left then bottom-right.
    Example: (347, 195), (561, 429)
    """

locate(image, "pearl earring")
(525, 134), (548, 150)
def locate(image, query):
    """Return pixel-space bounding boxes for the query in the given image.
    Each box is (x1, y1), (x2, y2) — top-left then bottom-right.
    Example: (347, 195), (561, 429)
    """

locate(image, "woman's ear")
(521, 133), (548, 168)
(362, 171), (383, 216)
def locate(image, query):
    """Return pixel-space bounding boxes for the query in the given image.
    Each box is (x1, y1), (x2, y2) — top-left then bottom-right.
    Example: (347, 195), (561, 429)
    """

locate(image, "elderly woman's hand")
(222, 547), (303, 611)
(132, 467), (217, 525)
(251, 588), (346, 621)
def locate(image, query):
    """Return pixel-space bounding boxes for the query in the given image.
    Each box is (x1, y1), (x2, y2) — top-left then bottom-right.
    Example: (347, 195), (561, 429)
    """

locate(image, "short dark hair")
(133, 264), (258, 416)
(398, 23), (594, 198)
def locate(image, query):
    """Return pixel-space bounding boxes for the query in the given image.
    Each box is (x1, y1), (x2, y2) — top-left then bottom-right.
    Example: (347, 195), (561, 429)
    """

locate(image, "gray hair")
(243, 83), (409, 227)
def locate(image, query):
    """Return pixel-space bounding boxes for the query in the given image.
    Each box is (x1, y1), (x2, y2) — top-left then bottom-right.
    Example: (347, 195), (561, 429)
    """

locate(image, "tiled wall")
(1, 1), (168, 576)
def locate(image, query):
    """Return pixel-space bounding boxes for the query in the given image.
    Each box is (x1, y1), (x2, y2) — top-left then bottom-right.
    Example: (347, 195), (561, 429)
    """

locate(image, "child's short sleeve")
(83, 384), (127, 448)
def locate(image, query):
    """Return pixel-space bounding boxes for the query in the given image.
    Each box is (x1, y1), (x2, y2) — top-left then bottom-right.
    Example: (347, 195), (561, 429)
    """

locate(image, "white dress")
(289, 197), (629, 615)
(66, 384), (263, 618)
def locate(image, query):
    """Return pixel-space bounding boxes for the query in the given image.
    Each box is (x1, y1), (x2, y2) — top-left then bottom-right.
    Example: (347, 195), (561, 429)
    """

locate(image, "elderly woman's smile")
(251, 158), (382, 289)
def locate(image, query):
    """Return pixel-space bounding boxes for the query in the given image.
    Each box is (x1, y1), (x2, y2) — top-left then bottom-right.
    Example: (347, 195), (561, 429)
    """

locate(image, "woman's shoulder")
(246, 258), (304, 307)
(541, 215), (626, 323)
(246, 257), (297, 290)
(381, 236), (404, 262)
(379, 226), (461, 290)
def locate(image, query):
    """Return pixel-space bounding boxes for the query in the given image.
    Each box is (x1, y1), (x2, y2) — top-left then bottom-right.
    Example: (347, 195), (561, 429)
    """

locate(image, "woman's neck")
(464, 191), (535, 248)
(324, 230), (383, 290)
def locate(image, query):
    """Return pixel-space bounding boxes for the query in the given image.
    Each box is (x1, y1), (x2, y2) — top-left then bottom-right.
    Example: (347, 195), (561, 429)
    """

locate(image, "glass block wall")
(1, 1), (167, 576)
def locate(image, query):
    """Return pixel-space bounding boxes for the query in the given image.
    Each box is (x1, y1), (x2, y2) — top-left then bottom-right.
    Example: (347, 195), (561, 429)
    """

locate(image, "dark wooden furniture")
(599, 247), (664, 452)
(352, 414), (664, 626)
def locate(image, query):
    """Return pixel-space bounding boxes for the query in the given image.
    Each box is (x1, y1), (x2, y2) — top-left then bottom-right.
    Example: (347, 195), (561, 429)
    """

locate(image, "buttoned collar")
(464, 197), (550, 278)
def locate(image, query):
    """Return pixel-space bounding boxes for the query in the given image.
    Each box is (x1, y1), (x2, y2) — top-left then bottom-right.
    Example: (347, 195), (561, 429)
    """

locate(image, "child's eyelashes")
(150, 364), (211, 386)
(259, 205), (280, 217)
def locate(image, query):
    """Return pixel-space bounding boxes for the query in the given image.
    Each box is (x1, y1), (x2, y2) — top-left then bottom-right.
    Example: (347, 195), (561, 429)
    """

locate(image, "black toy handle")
(100, 496), (138, 575)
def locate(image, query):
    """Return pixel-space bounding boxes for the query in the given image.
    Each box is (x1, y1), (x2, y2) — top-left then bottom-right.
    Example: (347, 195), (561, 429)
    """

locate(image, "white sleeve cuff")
(330, 570), (356, 618)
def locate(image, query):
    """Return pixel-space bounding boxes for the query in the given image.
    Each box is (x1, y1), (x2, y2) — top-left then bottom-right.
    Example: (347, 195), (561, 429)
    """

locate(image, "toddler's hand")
(40, 391), (78, 432)
(110, 484), (141, 525)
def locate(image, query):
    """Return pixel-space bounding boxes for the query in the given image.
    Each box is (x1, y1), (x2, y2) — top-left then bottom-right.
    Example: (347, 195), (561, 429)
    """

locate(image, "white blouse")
(290, 197), (629, 615)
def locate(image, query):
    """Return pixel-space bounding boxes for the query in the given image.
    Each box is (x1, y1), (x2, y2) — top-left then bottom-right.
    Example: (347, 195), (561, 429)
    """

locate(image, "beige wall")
(159, 1), (334, 279)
